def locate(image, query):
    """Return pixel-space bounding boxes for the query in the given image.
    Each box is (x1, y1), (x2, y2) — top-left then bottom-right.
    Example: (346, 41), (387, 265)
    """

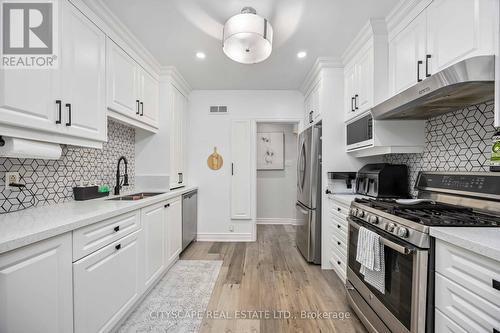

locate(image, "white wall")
(256, 123), (298, 224)
(187, 90), (304, 240)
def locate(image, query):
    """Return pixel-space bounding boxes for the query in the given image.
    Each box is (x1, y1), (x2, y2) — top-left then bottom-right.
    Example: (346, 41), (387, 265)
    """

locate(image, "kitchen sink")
(107, 192), (165, 201)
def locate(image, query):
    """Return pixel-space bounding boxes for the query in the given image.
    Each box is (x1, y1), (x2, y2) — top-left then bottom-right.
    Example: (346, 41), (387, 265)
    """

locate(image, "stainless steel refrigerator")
(296, 124), (322, 264)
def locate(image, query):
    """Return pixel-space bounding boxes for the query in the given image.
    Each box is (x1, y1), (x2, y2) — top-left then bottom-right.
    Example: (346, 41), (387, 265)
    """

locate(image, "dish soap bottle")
(491, 130), (500, 172)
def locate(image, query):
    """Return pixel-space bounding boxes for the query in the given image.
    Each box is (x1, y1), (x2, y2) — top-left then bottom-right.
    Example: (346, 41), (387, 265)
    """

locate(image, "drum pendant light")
(222, 7), (273, 64)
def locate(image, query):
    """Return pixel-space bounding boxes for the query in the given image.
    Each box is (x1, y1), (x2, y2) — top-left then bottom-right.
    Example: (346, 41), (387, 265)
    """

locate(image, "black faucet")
(114, 156), (129, 195)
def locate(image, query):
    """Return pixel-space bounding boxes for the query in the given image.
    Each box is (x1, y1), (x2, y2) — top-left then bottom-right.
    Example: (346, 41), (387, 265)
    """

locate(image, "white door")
(142, 203), (166, 289)
(0, 234), (73, 333)
(355, 46), (374, 113)
(427, 0), (497, 74)
(139, 69), (159, 127)
(170, 86), (186, 189)
(344, 65), (356, 118)
(61, 0), (106, 141)
(106, 39), (139, 118)
(389, 12), (427, 95)
(165, 197), (182, 265)
(73, 231), (140, 333)
(231, 120), (252, 220)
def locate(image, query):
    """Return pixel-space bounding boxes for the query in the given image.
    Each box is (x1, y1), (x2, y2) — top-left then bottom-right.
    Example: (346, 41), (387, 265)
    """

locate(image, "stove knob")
(386, 223), (396, 232)
(350, 208), (357, 216)
(357, 210), (365, 218)
(368, 215), (379, 224)
(397, 227), (409, 238)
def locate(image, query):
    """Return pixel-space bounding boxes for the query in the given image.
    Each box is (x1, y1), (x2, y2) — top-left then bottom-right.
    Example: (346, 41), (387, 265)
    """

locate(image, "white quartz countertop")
(430, 227), (500, 262)
(327, 193), (365, 206)
(0, 186), (197, 255)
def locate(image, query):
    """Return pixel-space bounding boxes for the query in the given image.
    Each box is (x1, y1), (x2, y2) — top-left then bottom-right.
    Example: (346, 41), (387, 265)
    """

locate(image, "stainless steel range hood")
(371, 55), (495, 120)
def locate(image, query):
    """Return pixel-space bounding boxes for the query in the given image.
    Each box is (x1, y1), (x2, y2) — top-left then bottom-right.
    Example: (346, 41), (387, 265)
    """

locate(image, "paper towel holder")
(0, 137), (62, 160)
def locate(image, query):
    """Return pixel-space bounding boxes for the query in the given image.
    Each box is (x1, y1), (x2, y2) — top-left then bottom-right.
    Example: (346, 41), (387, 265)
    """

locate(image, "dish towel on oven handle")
(356, 226), (385, 294)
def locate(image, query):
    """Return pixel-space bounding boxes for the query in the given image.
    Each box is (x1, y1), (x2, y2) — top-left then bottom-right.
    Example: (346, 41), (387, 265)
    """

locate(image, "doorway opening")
(255, 121), (299, 238)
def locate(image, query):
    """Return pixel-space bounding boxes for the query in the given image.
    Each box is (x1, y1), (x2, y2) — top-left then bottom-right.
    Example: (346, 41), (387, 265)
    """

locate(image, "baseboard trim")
(256, 218), (299, 225)
(196, 233), (253, 242)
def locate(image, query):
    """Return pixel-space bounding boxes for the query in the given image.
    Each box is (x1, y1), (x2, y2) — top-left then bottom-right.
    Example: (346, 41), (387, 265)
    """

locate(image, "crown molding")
(300, 57), (343, 94)
(77, 0), (161, 76)
(341, 18), (387, 65)
(160, 66), (192, 96)
(385, 0), (432, 40)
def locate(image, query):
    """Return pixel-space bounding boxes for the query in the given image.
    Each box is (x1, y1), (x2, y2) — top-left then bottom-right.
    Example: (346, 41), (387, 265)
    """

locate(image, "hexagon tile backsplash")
(0, 120), (135, 213)
(385, 100), (496, 196)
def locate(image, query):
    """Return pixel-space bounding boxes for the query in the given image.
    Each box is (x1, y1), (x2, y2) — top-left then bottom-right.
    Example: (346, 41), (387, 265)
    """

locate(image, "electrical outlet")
(5, 172), (20, 190)
(228, 225), (234, 232)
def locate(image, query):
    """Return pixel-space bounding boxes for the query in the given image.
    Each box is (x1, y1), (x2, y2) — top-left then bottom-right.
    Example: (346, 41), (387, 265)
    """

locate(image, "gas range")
(345, 171), (500, 333)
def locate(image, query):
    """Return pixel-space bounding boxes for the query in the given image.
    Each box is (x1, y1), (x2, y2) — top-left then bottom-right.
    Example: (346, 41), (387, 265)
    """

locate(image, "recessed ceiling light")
(196, 52), (206, 59)
(297, 51), (307, 59)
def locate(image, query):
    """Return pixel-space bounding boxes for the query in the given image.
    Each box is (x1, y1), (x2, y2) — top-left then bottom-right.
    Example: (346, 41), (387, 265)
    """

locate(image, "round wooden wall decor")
(207, 147), (223, 170)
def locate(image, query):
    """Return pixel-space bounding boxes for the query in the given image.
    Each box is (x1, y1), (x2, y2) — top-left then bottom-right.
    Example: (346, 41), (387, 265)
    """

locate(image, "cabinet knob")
(337, 261), (341, 265)
(337, 224), (341, 229)
(337, 241), (341, 246)
(337, 208), (341, 212)
(113, 226), (120, 232)
(493, 279), (500, 291)
(115, 244), (121, 250)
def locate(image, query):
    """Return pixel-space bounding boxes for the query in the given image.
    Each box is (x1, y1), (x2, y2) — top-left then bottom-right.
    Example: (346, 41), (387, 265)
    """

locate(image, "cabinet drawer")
(73, 230), (141, 333)
(435, 309), (467, 333)
(330, 234), (348, 258)
(329, 249), (347, 282)
(330, 200), (350, 219)
(435, 273), (500, 332)
(73, 210), (141, 261)
(435, 240), (500, 307)
(330, 215), (348, 240)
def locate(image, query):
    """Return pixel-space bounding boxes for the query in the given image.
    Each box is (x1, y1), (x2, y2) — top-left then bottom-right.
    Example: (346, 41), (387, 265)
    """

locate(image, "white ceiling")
(104, 0), (400, 90)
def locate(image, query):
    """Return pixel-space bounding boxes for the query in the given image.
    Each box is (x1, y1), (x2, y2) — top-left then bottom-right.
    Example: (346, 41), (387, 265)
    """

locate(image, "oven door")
(346, 217), (428, 333)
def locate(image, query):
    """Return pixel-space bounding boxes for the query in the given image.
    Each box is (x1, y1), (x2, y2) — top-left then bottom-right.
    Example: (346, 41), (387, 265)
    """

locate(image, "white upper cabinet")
(170, 85), (187, 189)
(61, 0), (106, 142)
(0, 0), (106, 148)
(303, 81), (321, 127)
(106, 39), (139, 118)
(388, 0), (498, 97)
(342, 19), (388, 120)
(106, 38), (159, 132)
(427, 0), (497, 74)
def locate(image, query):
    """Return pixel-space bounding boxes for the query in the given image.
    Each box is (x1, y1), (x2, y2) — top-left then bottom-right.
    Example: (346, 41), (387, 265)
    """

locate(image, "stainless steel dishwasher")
(182, 190), (197, 251)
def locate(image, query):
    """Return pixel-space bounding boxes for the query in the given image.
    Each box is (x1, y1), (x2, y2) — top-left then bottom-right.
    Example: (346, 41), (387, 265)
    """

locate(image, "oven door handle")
(348, 217), (413, 255)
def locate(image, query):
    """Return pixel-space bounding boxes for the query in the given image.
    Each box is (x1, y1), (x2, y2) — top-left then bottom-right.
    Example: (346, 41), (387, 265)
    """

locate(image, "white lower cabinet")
(142, 202), (166, 289)
(435, 240), (500, 332)
(73, 231), (141, 333)
(165, 196), (183, 266)
(0, 234), (73, 333)
(326, 196), (350, 282)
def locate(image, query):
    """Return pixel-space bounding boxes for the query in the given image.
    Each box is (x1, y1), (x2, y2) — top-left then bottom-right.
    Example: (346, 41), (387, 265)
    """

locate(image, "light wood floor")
(180, 224), (367, 333)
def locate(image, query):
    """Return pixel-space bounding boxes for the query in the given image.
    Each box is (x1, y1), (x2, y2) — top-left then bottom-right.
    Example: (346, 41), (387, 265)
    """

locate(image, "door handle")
(140, 101), (144, 116)
(55, 100), (62, 124)
(136, 100), (140, 115)
(417, 60), (423, 82)
(231, 163), (234, 176)
(354, 94), (359, 110)
(351, 97), (355, 112)
(65, 103), (72, 126)
(295, 203), (309, 215)
(425, 54), (431, 77)
(178, 172), (183, 184)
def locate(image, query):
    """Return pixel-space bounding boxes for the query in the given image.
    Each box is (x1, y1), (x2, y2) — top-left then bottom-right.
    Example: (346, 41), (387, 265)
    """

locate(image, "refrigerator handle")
(295, 203), (310, 215)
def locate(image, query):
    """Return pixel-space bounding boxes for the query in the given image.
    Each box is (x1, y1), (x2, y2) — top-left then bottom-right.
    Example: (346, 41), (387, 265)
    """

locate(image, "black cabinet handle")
(140, 101), (144, 116)
(354, 94), (359, 110)
(351, 97), (355, 112)
(115, 244), (121, 250)
(113, 226), (120, 232)
(494, 329), (499, 333)
(425, 55), (431, 77)
(136, 100), (140, 115)
(164, 203), (170, 208)
(309, 111), (313, 124)
(178, 172), (183, 184)
(55, 100), (62, 124)
(65, 103), (71, 126)
(231, 163), (234, 176)
(417, 60), (423, 82)
(493, 279), (500, 291)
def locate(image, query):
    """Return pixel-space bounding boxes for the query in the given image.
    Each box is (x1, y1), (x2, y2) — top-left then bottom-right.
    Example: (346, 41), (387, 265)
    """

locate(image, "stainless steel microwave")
(346, 113), (373, 151)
